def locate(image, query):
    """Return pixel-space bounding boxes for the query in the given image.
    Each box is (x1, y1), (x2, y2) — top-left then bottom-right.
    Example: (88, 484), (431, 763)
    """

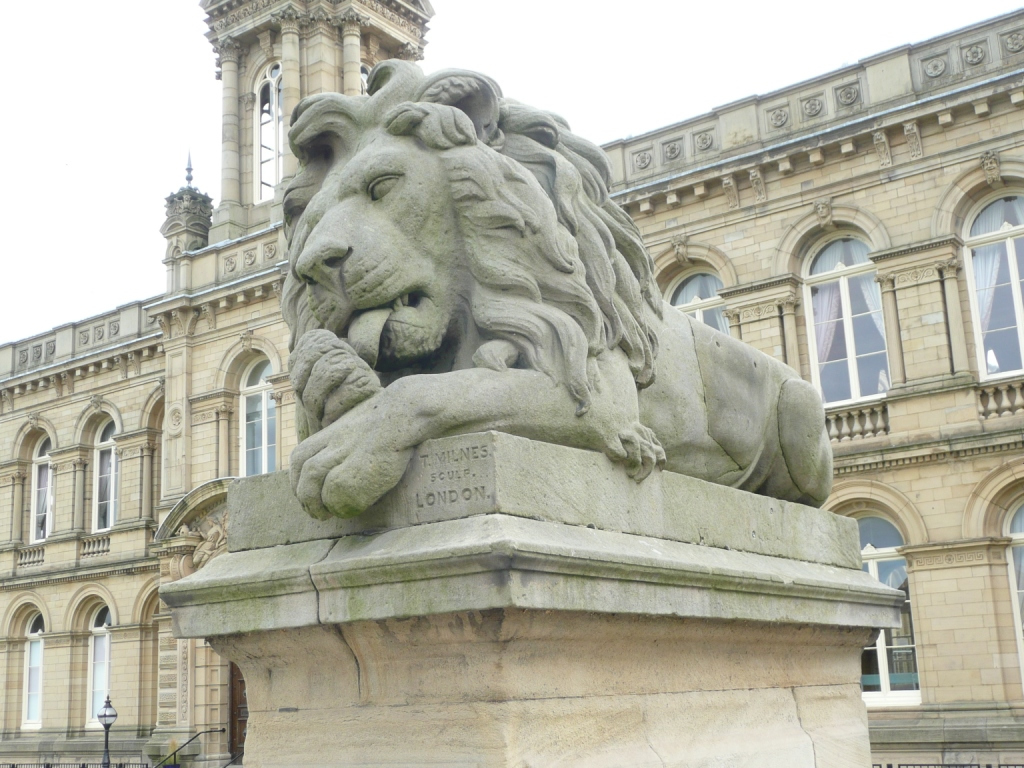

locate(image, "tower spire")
(185, 152), (194, 188)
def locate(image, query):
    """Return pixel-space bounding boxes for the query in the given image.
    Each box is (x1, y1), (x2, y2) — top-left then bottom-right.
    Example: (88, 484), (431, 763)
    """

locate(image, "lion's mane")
(282, 61), (662, 411)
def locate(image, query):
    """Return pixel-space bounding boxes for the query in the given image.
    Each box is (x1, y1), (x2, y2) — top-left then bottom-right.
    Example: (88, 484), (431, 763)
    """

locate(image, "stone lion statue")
(281, 61), (832, 520)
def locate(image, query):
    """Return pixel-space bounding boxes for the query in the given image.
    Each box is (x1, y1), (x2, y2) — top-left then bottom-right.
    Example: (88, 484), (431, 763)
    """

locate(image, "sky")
(2, 0), (1023, 343)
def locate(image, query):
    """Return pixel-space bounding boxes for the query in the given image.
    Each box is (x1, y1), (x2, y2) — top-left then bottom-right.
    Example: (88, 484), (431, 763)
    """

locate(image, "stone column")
(73, 459), (87, 532)
(274, 9), (303, 177)
(723, 308), (741, 340)
(338, 10), (365, 96)
(940, 259), (970, 375)
(876, 273), (906, 386)
(217, 406), (233, 478)
(142, 445), (155, 522)
(11, 472), (25, 543)
(780, 295), (802, 375)
(217, 38), (243, 207)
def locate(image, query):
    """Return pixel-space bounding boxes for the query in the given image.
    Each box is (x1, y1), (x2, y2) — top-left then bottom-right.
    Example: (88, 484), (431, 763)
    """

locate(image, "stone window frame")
(856, 515), (922, 708)
(1002, 497), (1024, 698)
(92, 420), (119, 533)
(255, 61), (285, 204)
(239, 357), (277, 478)
(22, 612), (45, 729)
(801, 231), (891, 406)
(86, 605), (112, 728)
(664, 268), (729, 335)
(30, 436), (54, 544)
(961, 191), (1024, 381)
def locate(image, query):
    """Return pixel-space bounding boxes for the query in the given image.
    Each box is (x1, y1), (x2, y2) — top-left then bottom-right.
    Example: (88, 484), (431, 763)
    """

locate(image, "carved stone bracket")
(201, 303), (217, 332)
(270, 6), (304, 34)
(721, 175), (739, 209)
(749, 168), (767, 204)
(903, 121), (923, 160)
(872, 130), (892, 168)
(334, 8), (369, 32)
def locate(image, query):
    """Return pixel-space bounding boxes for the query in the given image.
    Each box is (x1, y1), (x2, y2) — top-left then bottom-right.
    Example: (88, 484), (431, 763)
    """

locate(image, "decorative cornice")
(718, 274), (801, 300)
(902, 537), (1010, 571)
(869, 235), (963, 264)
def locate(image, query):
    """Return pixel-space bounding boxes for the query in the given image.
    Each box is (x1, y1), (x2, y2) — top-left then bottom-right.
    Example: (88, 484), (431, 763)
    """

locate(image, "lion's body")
(282, 61), (832, 519)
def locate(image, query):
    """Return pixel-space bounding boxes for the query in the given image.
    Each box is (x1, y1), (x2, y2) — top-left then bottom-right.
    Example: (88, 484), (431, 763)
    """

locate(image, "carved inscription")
(413, 441), (490, 509)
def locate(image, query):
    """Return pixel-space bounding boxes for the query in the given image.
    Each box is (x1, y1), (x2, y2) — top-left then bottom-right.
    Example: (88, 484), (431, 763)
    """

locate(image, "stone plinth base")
(162, 432), (901, 767)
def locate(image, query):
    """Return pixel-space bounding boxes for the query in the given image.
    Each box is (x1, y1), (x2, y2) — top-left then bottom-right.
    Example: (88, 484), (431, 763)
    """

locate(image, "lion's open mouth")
(346, 293), (433, 368)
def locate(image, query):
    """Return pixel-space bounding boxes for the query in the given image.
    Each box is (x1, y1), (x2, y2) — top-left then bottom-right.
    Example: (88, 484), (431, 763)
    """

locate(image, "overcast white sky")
(2, 0), (1022, 343)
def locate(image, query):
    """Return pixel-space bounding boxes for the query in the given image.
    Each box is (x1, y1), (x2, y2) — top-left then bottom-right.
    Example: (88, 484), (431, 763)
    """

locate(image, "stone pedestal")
(161, 432), (901, 767)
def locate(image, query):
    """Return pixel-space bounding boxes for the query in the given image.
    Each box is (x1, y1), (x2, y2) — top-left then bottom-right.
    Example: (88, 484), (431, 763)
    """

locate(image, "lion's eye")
(368, 175), (401, 201)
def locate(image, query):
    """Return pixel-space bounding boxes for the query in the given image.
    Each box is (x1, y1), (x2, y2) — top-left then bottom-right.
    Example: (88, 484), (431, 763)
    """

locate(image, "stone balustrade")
(81, 534), (111, 558)
(826, 402), (890, 442)
(977, 378), (1024, 420)
(17, 545), (44, 568)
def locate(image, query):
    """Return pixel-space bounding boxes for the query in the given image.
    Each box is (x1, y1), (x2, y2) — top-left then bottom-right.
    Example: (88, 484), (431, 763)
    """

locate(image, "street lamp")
(98, 696), (117, 768)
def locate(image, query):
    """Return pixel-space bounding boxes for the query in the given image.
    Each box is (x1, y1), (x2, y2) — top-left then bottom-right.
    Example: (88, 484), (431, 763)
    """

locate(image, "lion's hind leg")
(776, 377), (833, 505)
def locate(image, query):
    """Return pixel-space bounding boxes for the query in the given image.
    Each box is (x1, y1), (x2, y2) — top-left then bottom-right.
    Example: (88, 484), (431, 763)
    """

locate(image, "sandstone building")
(2, 3), (1024, 766)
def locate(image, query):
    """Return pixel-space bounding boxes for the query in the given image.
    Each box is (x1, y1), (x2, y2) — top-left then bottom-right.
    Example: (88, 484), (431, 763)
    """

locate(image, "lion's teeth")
(392, 299), (403, 312)
(401, 294), (411, 306)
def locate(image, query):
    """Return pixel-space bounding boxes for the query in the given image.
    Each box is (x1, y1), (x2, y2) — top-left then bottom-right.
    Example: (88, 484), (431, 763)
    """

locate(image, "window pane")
(704, 306), (730, 335)
(861, 647), (882, 691)
(857, 352), (890, 396)
(876, 558), (908, 592)
(852, 314), (886, 355)
(246, 360), (272, 388)
(1011, 506), (1024, 535)
(92, 634), (108, 663)
(819, 360), (852, 403)
(983, 327), (1022, 374)
(671, 273), (723, 306)
(267, 400), (277, 473)
(970, 196), (1024, 237)
(26, 692), (40, 722)
(810, 238), (870, 275)
(815, 319), (847, 362)
(858, 517), (905, 549)
(886, 646), (920, 691)
(28, 640), (42, 668)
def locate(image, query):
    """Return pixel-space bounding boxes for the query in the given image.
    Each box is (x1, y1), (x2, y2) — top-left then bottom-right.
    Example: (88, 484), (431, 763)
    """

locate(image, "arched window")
(255, 63), (284, 203)
(360, 64), (371, 95)
(23, 613), (44, 728)
(859, 516), (920, 706)
(31, 437), (54, 543)
(1006, 503), (1024, 668)
(805, 237), (890, 404)
(240, 359), (276, 477)
(670, 272), (729, 334)
(94, 421), (118, 532)
(964, 195), (1024, 376)
(88, 606), (111, 724)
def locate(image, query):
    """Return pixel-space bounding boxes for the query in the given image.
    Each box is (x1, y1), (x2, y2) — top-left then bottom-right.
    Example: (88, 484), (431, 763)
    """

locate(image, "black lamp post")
(98, 696), (117, 768)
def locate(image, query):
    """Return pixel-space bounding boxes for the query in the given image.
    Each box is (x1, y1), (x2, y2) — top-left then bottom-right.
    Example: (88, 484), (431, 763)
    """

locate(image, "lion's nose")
(294, 244), (352, 288)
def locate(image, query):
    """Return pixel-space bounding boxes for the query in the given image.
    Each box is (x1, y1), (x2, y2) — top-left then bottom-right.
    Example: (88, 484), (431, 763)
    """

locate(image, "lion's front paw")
(605, 424), (666, 482)
(290, 329), (383, 434)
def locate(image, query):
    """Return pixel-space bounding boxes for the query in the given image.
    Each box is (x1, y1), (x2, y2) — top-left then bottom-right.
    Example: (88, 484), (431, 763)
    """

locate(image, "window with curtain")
(859, 516), (920, 706)
(805, 237), (890, 404)
(966, 195), (1024, 377)
(23, 613), (44, 728)
(241, 359), (276, 477)
(88, 606), (111, 724)
(256, 63), (284, 203)
(94, 421), (118, 532)
(31, 437), (54, 543)
(670, 272), (729, 334)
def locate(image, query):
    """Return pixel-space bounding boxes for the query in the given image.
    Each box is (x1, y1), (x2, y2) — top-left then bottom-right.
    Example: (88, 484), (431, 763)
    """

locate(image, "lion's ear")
(415, 70), (503, 145)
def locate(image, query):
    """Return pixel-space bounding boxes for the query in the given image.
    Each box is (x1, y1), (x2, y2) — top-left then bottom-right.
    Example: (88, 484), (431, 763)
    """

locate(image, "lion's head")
(282, 60), (661, 414)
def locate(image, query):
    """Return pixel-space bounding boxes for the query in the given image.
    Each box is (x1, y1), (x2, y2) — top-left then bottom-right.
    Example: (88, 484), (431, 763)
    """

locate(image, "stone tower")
(200, 0), (434, 243)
